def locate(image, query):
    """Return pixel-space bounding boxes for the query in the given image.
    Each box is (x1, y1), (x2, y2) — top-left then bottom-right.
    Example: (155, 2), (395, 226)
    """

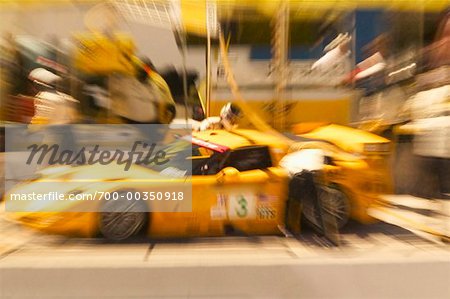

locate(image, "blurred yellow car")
(4, 125), (391, 240)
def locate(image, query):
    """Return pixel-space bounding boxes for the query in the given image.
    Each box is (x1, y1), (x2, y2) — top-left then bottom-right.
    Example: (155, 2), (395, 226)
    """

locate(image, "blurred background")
(1, 0), (449, 198)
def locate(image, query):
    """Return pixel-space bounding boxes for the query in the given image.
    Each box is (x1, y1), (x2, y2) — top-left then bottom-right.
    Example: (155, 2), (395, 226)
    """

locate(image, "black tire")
(303, 185), (350, 230)
(99, 192), (147, 241)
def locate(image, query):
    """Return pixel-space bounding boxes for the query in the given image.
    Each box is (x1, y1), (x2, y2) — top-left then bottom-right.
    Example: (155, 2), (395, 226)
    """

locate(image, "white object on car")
(279, 149), (325, 176)
(169, 118), (200, 130)
(197, 116), (222, 131)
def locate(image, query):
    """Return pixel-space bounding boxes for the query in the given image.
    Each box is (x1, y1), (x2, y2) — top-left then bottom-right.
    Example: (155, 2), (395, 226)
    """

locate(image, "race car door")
(150, 144), (288, 237)
(213, 145), (290, 235)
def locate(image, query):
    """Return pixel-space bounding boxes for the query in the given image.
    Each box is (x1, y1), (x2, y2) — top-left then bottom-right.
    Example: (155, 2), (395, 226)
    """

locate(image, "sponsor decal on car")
(257, 193), (278, 202)
(188, 136), (230, 153)
(210, 194), (227, 220)
(257, 205), (277, 220)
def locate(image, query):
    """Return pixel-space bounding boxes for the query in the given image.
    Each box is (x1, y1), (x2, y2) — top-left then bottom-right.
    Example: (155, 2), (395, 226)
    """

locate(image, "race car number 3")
(228, 193), (256, 219)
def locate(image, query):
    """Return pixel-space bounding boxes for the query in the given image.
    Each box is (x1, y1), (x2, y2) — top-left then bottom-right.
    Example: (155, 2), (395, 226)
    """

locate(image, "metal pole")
(170, 0), (189, 123)
(177, 31), (189, 124)
(272, 1), (289, 131)
(205, 21), (212, 118)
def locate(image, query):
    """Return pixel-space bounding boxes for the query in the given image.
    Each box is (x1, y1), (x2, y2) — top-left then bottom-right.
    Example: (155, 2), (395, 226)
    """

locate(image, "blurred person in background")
(0, 33), (25, 121)
(108, 57), (176, 125)
(28, 67), (79, 125)
(159, 66), (203, 120)
(424, 9), (450, 69)
(26, 68), (79, 161)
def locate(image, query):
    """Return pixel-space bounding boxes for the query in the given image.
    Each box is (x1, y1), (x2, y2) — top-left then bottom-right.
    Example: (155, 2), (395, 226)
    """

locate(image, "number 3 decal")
(235, 195), (248, 217)
(228, 193), (255, 219)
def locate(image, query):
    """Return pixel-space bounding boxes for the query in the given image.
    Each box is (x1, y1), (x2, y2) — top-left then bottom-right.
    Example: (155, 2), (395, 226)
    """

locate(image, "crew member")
(196, 102), (242, 131)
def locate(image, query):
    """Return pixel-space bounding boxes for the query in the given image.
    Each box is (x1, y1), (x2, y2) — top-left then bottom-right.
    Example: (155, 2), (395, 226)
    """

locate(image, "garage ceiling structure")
(2, 1), (449, 35)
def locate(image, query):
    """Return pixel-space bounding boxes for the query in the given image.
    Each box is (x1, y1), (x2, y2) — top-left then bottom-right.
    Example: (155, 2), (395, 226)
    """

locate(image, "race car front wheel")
(99, 194), (147, 241)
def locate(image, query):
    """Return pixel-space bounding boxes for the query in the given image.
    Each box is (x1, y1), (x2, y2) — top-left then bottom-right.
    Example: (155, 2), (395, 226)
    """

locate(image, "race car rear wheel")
(99, 193), (147, 241)
(303, 185), (350, 230)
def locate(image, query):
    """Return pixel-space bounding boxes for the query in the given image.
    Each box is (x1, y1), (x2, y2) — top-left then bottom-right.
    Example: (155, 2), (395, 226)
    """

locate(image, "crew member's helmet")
(220, 102), (242, 129)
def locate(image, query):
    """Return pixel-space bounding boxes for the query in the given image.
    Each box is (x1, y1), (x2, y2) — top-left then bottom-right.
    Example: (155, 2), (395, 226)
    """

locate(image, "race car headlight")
(363, 142), (390, 153)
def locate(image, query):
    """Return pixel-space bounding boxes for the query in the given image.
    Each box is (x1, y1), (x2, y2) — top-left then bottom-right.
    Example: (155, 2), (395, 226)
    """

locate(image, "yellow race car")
(4, 125), (390, 241)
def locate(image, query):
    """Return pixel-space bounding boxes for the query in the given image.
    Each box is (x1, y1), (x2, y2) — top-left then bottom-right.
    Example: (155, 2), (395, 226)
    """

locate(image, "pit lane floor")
(0, 204), (449, 299)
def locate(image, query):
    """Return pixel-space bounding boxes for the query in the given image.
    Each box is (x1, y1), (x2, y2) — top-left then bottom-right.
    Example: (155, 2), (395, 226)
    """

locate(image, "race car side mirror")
(216, 167), (240, 184)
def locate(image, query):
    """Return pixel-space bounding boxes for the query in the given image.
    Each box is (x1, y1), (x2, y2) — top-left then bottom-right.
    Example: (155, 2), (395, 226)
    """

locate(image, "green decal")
(235, 195), (248, 217)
